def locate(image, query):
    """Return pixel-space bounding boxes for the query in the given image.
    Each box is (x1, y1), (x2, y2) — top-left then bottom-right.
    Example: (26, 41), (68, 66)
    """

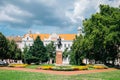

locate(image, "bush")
(26, 57), (40, 64)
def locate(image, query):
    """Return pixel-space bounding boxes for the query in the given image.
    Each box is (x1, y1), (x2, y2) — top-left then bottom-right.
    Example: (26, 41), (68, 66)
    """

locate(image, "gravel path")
(0, 67), (117, 75)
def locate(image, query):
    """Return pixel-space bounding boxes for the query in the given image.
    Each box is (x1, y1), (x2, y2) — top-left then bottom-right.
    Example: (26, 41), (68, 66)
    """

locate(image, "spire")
(77, 26), (82, 36)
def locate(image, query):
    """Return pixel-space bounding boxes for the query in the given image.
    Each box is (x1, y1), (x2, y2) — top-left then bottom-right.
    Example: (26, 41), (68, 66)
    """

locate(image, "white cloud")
(0, 0), (119, 36)
(0, 11), (18, 22)
(66, 0), (120, 24)
(0, 4), (33, 23)
(66, 0), (95, 23)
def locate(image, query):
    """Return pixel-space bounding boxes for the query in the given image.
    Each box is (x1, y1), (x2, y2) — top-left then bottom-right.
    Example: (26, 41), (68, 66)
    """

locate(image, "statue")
(57, 37), (62, 49)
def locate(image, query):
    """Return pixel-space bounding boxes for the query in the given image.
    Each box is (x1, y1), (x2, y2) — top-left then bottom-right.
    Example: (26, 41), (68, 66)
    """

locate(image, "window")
(64, 44), (66, 48)
(68, 44), (70, 47)
(27, 37), (29, 40)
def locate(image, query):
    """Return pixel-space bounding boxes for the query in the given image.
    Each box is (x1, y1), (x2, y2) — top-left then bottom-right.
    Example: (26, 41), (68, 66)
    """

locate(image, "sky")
(0, 0), (119, 36)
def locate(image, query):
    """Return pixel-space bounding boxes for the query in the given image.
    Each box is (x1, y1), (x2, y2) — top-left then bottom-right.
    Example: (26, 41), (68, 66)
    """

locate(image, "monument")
(56, 37), (62, 65)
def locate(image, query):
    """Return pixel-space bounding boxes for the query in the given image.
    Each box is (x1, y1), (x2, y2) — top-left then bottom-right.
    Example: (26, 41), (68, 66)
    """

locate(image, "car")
(0, 61), (8, 66)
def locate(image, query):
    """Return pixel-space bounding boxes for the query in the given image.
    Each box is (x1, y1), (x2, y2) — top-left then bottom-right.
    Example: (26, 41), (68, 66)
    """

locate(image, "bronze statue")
(57, 37), (62, 49)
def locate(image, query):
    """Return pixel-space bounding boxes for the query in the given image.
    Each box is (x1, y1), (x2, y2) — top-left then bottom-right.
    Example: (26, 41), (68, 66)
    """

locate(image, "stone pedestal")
(56, 50), (62, 65)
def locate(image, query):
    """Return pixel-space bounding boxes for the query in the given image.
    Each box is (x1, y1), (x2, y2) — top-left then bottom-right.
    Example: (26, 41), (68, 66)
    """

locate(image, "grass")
(0, 69), (119, 80)
(25, 65), (40, 69)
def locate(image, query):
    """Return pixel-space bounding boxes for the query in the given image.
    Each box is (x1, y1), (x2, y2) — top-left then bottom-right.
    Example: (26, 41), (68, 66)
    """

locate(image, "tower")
(77, 26), (82, 36)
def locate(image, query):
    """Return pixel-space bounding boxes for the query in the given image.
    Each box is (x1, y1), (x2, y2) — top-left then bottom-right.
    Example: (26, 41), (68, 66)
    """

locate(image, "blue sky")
(0, 0), (119, 36)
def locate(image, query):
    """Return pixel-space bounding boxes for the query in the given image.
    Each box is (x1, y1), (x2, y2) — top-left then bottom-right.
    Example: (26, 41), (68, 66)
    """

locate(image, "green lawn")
(25, 65), (40, 69)
(0, 69), (119, 80)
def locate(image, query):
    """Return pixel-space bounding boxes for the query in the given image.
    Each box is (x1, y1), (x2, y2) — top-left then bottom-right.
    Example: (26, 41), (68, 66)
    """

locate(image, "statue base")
(55, 50), (62, 65)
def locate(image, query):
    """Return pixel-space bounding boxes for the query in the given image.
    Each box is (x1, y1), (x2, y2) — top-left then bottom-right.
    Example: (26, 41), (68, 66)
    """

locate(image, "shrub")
(26, 57), (40, 64)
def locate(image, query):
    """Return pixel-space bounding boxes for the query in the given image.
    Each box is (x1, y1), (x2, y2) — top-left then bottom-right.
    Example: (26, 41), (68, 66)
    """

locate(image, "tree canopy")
(0, 32), (22, 62)
(0, 32), (8, 60)
(46, 41), (56, 64)
(70, 5), (120, 65)
(25, 36), (47, 64)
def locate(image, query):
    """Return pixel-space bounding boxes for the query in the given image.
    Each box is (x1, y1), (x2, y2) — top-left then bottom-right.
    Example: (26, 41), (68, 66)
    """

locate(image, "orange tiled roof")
(24, 33), (76, 41)
(29, 34), (50, 40)
(59, 34), (76, 41)
(7, 36), (22, 42)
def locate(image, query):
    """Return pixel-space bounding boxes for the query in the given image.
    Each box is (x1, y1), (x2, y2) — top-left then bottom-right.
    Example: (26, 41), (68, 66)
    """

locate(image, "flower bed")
(72, 66), (88, 70)
(51, 66), (74, 71)
(37, 64), (108, 71)
(9, 64), (28, 68)
(38, 65), (89, 71)
(38, 66), (52, 70)
(93, 65), (108, 69)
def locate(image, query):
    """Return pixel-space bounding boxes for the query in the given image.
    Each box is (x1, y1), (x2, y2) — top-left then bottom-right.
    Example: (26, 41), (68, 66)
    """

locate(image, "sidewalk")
(0, 67), (117, 75)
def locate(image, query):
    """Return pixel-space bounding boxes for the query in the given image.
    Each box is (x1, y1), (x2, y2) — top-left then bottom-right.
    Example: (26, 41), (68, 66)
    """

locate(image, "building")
(7, 36), (22, 49)
(21, 33), (76, 51)
(20, 27), (82, 51)
(7, 27), (82, 64)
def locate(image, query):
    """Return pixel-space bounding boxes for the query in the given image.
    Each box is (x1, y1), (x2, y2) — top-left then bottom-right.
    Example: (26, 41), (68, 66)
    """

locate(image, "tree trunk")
(112, 59), (115, 66)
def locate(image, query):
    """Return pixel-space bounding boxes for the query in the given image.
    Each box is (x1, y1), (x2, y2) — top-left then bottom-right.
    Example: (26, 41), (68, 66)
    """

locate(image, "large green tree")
(7, 40), (22, 62)
(26, 36), (47, 64)
(70, 5), (120, 65)
(0, 32), (22, 62)
(0, 32), (8, 60)
(8, 40), (18, 60)
(83, 5), (120, 65)
(22, 45), (29, 63)
(46, 41), (56, 64)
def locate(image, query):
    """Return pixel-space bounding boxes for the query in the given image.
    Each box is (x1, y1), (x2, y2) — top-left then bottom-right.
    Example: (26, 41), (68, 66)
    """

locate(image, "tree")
(8, 40), (18, 60)
(15, 48), (22, 60)
(0, 32), (22, 63)
(26, 36), (47, 64)
(0, 32), (8, 60)
(22, 45), (29, 63)
(101, 5), (120, 65)
(70, 35), (86, 65)
(7, 39), (22, 63)
(83, 5), (120, 65)
(63, 48), (69, 59)
(70, 5), (119, 66)
(46, 41), (56, 64)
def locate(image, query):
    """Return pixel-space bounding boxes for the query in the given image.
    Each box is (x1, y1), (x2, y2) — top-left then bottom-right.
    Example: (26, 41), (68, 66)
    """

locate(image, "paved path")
(0, 67), (117, 75)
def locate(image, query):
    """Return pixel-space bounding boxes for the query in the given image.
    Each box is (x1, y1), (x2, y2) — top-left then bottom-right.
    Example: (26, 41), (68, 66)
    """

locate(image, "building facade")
(7, 27), (82, 64)
(21, 33), (76, 51)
